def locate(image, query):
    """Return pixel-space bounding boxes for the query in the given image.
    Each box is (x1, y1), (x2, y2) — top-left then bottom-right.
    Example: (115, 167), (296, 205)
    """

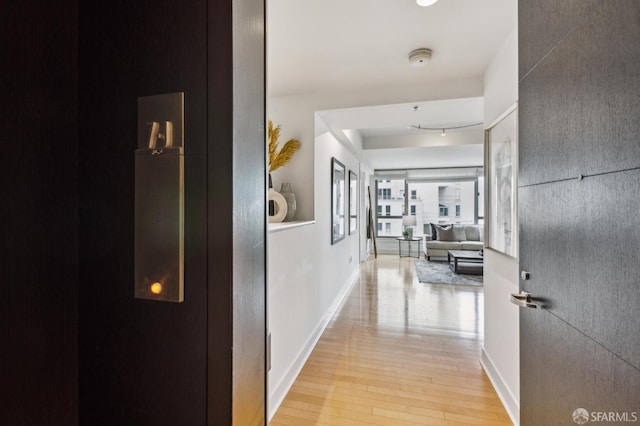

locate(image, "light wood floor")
(270, 255), (512, 426)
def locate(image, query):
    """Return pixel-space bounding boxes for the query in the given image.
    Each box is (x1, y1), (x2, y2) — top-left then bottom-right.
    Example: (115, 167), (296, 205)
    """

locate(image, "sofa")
(423, 223), (484, 260)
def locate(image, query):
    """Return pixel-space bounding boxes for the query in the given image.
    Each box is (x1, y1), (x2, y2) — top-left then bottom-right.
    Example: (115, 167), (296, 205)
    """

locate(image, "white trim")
(481, 348), (519, 426)
(484, 101), (517, 131)
(268, 220), (316, 233)
(268, 267), (360, 421)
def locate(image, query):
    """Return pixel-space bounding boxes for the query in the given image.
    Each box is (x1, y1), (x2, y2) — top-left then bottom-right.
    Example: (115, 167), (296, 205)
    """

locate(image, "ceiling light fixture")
(411, 122), (484, 136)
(408, 48), (432, 67)
(416, 0), (438, 6)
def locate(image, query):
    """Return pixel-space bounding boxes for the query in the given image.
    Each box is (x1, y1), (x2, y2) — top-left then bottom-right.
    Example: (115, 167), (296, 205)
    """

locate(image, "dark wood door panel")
(519, 169), (640, 370)
(209, 0), (267, 423)
(519, 0), (599, 80)
(518, 1), (640, 187)
(521, 308), (640, 425)
(519, 1), (640, 423)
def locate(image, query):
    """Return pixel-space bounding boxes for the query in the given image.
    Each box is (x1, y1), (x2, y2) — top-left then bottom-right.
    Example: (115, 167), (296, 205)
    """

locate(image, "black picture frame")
(331, 158), (346, 244)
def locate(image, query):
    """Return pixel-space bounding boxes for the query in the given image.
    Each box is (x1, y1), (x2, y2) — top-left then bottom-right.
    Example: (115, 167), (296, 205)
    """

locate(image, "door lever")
(510, 291), (541, 309)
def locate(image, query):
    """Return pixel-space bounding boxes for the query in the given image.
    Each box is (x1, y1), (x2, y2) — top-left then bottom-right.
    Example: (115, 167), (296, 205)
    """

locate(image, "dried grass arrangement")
(268, 119), (301, 172)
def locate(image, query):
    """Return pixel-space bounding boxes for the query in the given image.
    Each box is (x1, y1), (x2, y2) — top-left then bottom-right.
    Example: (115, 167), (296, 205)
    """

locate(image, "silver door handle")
(510, 291), (540, 309)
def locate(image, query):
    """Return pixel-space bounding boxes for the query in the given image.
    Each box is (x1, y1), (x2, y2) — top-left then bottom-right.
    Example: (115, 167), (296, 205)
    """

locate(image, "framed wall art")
(348, 170), (358, 235)
(485, 102), (518, 258)
(331, 157), (346, 244)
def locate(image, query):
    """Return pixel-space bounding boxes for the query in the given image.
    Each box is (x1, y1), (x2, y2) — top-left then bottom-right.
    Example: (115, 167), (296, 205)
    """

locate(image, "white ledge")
(268, 220), (316, 233)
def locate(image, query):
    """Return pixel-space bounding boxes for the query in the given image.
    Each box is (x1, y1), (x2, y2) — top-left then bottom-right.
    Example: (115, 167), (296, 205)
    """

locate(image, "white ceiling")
(267, 0), (517, 170)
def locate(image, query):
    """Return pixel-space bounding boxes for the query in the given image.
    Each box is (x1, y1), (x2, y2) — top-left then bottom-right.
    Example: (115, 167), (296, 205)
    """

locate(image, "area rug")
(413, 259), (483, 286)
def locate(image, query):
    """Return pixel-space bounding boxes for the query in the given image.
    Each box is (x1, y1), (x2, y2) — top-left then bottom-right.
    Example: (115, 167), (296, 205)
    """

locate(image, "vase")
(268, 174), (274, 216)
(268, 189), (287, 223)
(279, 182), (296, 221)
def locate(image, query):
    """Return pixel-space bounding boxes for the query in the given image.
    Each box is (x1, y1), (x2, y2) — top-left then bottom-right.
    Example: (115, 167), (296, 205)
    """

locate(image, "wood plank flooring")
(270, 255), (512, 426)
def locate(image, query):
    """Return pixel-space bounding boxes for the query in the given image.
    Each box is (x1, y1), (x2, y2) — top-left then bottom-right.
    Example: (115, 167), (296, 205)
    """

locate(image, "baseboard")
(481, 348), (520, 426)
(268, 267), (360, 422)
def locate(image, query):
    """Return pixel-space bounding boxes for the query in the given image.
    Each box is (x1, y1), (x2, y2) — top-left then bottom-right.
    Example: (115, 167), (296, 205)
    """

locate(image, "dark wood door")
(518, 1), (640, 424)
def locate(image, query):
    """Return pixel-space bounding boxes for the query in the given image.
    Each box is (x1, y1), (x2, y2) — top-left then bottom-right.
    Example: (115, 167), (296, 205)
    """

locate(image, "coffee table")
(447, 249), (484, 274)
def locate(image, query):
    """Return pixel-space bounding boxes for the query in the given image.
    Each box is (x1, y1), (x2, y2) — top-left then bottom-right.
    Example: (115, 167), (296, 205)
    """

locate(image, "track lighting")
(411, 122), (484, 136)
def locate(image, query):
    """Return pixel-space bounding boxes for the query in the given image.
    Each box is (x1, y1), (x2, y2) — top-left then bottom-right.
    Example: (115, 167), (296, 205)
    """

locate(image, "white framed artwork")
(485, 102), (518, 258)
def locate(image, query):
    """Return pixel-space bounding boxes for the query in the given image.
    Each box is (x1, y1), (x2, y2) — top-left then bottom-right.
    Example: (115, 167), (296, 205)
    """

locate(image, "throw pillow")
(435, 225), (456, 241)
(429, 223), (439, 240)
(430, 223), (451, 240)
(465, 225), (480, 241)
(453, 225), (466, 241)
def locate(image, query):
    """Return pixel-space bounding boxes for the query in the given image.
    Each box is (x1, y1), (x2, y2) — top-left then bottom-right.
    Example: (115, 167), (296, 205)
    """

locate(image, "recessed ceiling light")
(408, 48), (432, 67)
(416, 0), (438, 6)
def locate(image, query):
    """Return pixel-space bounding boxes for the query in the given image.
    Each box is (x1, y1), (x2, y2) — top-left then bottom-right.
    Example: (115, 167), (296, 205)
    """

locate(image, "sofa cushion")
(453, 225), (467, 241)
(465, 225), (480, 241)
(435, 225), (456, 241)
(461, 241), (484, 251)
(430, 223), (453, 240)
(429, 223), (440, 240)
(426, 241), (463, 250)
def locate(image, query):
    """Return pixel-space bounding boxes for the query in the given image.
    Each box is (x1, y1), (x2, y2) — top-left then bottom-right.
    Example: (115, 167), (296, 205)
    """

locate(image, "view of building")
(375, 178), (482, 237)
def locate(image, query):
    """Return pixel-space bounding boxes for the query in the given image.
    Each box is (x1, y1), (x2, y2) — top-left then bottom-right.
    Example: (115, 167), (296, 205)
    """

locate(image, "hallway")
(270, 255), (511, 425)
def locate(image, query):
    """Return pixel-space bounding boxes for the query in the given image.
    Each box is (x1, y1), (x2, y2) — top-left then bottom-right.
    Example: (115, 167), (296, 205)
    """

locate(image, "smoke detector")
(408, 48), (432, 67)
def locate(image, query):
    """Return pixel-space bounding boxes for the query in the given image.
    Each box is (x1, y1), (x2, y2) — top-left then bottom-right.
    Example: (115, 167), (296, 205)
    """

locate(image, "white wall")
(357, 145), (373, 262)
(267, 129), (362, 420)
(267, 78), (483, 221)
(268, 96), (316, 220)
(481, 25), (520, 426)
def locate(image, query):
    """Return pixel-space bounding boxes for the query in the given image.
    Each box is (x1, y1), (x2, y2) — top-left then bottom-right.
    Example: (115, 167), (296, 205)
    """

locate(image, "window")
(375, 175), (481, 238)
(375, 179), (404, 236)
(409, 180), (477, 227)
(477, 176), (485, 223)
(378, 187), (391, 200)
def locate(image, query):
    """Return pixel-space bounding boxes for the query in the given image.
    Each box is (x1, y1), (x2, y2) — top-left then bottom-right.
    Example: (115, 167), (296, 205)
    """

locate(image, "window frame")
(373, 172), (483, 238)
